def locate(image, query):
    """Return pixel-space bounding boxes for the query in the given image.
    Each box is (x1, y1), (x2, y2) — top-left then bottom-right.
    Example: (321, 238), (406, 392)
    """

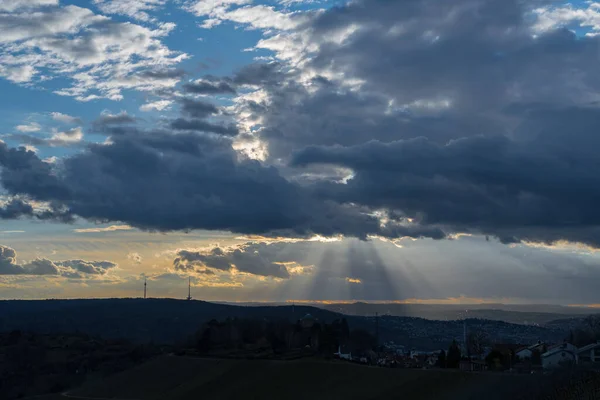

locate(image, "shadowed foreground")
(32, 355), (577, 400)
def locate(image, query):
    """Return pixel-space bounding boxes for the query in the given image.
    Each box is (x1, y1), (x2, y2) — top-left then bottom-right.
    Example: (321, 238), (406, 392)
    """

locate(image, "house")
(334, 345), (352, 361)
(459, 359), (487, 372)
(546, 342), (577, 354)
(541, 346), (576, 369)
(516, 341), (545, 359)
(577, 341), (600, 365)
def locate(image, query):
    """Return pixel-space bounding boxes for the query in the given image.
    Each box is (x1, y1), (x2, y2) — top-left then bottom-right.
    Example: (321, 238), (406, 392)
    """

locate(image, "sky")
(1, 0), (600, 305)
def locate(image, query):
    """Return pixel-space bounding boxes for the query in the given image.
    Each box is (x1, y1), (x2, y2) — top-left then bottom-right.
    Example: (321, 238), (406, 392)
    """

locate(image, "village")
(335, 337), (600, 373)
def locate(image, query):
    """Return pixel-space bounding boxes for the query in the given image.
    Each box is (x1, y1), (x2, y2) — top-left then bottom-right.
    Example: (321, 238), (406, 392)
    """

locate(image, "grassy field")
(63, 355), (551, 400)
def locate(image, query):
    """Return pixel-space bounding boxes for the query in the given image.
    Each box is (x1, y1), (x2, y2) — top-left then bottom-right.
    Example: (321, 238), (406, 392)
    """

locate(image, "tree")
(467, 329), (489, 358)
(437, 350), (446, 368)
(447, 340), (461, 368)
(531, 349), (542, 365)
(340, 318), (350, 343)
(349, 329), (376, 354)
(485, 350), (505, 370)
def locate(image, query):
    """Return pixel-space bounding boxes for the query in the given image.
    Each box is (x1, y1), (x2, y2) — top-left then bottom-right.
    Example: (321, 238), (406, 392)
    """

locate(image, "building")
(547, 342), (577, 354)
(516, 341), (545, 359)
(577, 342), (600, 365)
(459, 359), (487, 372)
(334, 345), (352, 361)
(541, 346), (576, 369)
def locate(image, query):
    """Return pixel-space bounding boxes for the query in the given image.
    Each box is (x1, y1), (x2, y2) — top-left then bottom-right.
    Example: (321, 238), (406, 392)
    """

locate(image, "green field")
(61, 355), (550, 400)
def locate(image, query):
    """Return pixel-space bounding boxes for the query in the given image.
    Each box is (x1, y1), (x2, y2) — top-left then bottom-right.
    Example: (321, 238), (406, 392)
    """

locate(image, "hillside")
(0, 299), (339, 344)
(0, 299), (567, 349)
(316, 302), (593, 325)
(66, 355), (552, 400)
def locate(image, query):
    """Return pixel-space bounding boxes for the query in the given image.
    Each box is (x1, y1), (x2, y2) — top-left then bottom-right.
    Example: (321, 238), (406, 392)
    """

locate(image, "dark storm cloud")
(233, 62), (282, 86)
(182, 80), (236, 95)
(241, 0), (600, 157)
(0, 128), (391, 238)
(178, 98), (219, 119)
(219, 0), (600, 246)
(291, 120), (600, 246)
(0, 199), (34, 219)
(0, 197), (73, 223)
(0, 244), (117, 278)
(0, 142), (70, 201)
(1, 0), (599, 247)
(170, 118), (238, 136)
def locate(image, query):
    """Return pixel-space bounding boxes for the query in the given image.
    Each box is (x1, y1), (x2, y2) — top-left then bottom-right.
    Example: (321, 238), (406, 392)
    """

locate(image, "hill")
(0, 298), (339, 344)
(0, 299), (567, 349)
(314, 302), (593, 325)
(66, 355), (553, 400)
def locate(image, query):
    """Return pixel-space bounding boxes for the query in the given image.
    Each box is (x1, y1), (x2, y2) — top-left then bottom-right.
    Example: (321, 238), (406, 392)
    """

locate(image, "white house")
(541, 347), (576, 369)
(547, 342), (577, 354)
(335, 345), (352, 361)
(516, 341), (545, 359)
(577, 342), (600, 365)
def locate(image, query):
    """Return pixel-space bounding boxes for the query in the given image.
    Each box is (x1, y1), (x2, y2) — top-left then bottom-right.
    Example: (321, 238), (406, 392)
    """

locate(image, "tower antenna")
(186, 277), (192, 301)
(143, 277), (147, 299)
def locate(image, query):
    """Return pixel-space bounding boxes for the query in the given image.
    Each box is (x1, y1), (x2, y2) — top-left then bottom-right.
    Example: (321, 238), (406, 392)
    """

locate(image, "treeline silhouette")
(184, 317), (377, 359)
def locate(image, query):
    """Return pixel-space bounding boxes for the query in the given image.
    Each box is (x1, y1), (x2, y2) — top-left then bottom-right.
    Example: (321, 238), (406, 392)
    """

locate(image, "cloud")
(0, 4), (187, 100)
(127, 252), (143, 264)
(173, 243), (296, 279)
(0, 115), (393, 238)
(51, 112), (82, 125)
(185, 1), (309, 31)
(0, 244), (117, 278)
(5, 127), (84, 148)
(140, 100), (173, 112)
(0, 199), (34, 219)
(92, 111), (136, 133)
(0, 0), (57, 12)
(224, 0), (600, 247)
(179, 98), (219, 119)
(170, 118), (239, 136)
(139, 69), (186, 79)
(92, 0), (168, 22)
(57, 259), (118, 275)
(50, 127), (84, 143)
(15, 123), (41, 133)
(182, 79), (236, 95)
(3, 0), (600, 249)
(74, 225), (133, 233)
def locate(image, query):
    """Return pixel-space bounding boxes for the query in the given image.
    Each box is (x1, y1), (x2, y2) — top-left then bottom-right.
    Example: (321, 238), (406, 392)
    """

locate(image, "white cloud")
(185, 0), (307, 31)
(43, 156), (58, 164)
(15, 122), (41, 132)
(92, 0), (168, 22)
(533, 3), (600, 34)
(0, 6), (104, 44)
(0, 65), (37, 83)
(140, 99), (173, 111)
(0, 5), (187, 101)
(224, 5), (307, 30)
(50, 127), (83, 143)
(0, 0), (58, 12)
(186, 0), (251, 17)
(23, 145), (39, 153)
(127, 252), (143, 264)
(51, 112), (82, 124)
(74, 225), (133, 233)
